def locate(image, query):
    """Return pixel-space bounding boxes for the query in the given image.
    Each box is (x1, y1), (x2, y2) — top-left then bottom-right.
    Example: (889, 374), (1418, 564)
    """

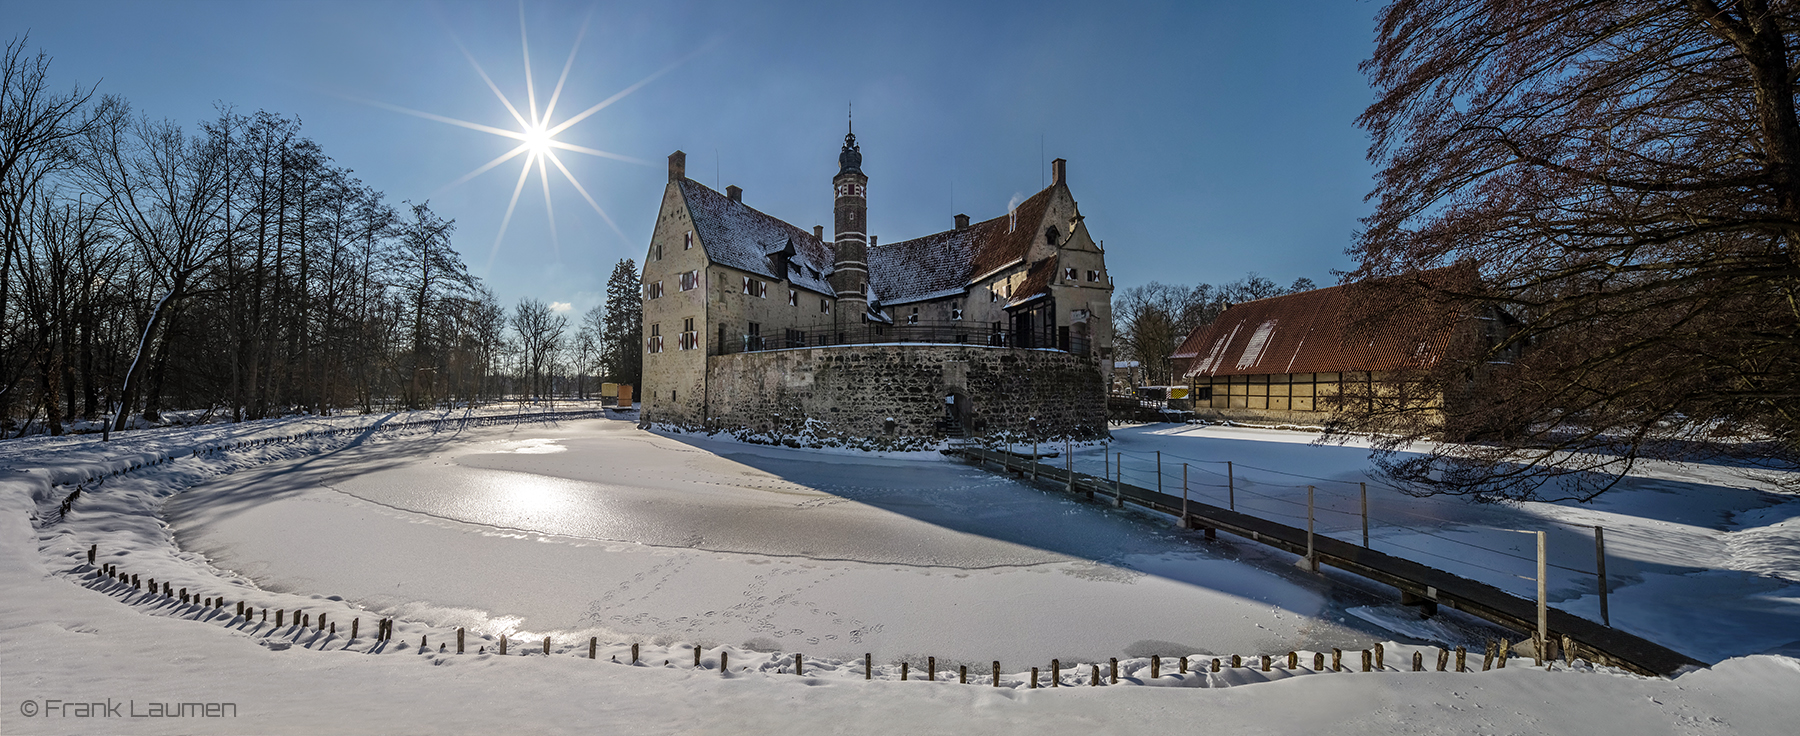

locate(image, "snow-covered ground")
(3, 412), (1796, 734)
(1080, 423), (1800, 663)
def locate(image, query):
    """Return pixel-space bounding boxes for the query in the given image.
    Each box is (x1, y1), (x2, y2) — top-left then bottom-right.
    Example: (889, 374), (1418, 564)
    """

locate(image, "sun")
(353, 4), (688, 273)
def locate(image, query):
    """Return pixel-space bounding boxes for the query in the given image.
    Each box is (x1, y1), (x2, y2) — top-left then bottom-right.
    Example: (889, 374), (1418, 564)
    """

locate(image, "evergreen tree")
(601, 258), (642, 388)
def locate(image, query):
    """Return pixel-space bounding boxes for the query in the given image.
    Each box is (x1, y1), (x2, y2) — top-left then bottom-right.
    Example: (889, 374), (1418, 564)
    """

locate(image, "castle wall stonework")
(696, 345), (1105, 449)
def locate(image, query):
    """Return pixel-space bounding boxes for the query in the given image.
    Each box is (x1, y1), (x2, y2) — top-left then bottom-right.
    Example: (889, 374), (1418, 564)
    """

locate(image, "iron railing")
(717, 320), (1089, 356)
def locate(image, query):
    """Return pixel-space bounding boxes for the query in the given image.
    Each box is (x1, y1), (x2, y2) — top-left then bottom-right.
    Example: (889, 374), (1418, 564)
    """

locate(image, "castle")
(639, 128), (1113, 447)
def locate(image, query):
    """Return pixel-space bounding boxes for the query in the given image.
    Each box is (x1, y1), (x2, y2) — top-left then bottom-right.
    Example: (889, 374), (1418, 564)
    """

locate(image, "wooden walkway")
(960, 446), (1706, 677)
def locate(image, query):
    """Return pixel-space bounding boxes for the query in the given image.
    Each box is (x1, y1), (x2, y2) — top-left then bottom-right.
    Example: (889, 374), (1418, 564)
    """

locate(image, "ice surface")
(166, 420), (1393, 663)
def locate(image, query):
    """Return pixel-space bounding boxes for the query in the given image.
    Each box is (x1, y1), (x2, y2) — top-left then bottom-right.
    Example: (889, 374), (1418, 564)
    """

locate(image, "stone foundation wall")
(693, 345), (1105, 449)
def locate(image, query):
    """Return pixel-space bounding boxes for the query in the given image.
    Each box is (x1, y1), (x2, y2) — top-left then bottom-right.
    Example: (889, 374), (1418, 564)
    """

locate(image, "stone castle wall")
(692, 345), (1106, 450)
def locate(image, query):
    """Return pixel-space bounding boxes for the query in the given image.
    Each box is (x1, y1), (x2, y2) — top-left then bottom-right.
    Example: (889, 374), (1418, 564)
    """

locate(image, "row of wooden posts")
(95, 542), (1574, 686)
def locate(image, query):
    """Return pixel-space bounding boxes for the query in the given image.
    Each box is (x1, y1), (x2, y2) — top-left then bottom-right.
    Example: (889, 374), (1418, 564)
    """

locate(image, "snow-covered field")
(3, 412), (1797, 734)
(1083, 424), (1800, 663)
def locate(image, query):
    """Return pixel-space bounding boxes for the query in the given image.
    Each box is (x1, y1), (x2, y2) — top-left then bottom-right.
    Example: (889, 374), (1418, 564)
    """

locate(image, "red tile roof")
(870, 184), (1057, 306)
(1173, 270), (1471, 378)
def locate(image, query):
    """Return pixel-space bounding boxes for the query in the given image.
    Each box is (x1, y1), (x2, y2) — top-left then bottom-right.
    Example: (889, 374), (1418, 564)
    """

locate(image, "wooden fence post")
(1413, 651), (1423, 671)
(1262, 655), (1271, 672)
(1314, 652), (1324, 671)
(1110, 658), (1118, 684)
(695, 646), (702, 667)
(352, 618), (358, 639)
(901, 662), (908, 681)
(1362, 649), (1372, 672)
(276, 610), (283, 627)
(1288, 651), (1298, 669)
(456, 627), (462, 653)
(500, 635), (507, 656)
(1091, 664), (1100, 686)
(866, 653), (872, 680)
(1374, 642), (1384, 670)
(1455, 646), (1466, 672)
(1437, 648), (1448, 671)
(589, 637), (596, 659)
(1231, 654), (1241, 669)
(995, 661), (1002, 687)
(1180, 656), (1188, 674)
(795, 653), (803, 676)
(1150, 655), (1159, 679)
(1030, 667), (1038, 689)
(1497, 638), (1510, 668)
(1052, 659), (1060, 686)
(1332, 648), (1342, 672)
(960, 664), (968, 684)
(1595, 525), (1610, 627)
(1212, 658), (1221, 673)
(1361, 481), (1370, 548)
(1483, 640), (1495, 671)
(929, 656), (936, 681)
(721, 650), (728, 672)
(632, 643), (639, 664)
(1227, 460), (1235, 510)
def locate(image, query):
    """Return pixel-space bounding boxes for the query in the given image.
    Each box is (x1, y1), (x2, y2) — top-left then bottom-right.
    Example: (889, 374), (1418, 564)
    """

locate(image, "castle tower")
(830, 120), (869, 322)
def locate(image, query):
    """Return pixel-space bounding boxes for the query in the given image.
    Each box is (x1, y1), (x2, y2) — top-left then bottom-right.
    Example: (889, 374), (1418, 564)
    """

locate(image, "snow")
(1085, 422), (1800, 662)
(2, 411), (1796, 733)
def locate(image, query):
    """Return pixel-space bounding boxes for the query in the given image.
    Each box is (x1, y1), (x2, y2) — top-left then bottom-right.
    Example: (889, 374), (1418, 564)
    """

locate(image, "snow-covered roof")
(679, 179), (836, 296)
(870, 185), (1057, 307)
(1172, 268), (1470, 378)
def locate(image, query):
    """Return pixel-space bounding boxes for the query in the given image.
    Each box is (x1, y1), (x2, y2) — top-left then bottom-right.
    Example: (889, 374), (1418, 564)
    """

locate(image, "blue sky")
(8, 0), (1379, 316)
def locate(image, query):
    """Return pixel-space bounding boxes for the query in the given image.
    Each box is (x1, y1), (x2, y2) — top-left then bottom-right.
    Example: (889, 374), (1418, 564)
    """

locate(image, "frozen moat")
(167, 418), (1417, 663)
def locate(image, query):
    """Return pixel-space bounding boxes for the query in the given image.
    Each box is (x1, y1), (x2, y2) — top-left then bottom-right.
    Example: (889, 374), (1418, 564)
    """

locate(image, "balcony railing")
(718, 320), (1089, 356)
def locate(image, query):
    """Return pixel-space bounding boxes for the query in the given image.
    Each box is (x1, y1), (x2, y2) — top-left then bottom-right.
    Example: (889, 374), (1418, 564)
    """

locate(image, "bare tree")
(510, 298), (566, 401)
(1335, 0), (1800, 501)
(0, 35), (120, 422)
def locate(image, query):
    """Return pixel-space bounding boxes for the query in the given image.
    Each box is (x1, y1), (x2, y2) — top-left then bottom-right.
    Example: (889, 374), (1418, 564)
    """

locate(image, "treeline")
(0, 37), (641, 437)
(1115, 273), (1316, 386)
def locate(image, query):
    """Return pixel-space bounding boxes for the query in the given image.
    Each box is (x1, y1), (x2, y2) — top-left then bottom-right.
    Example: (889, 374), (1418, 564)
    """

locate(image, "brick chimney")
(814, 225), (824, 239)
(668, 150), (686, 181)
(1051, 158), (1066, 186)
(954, 213), (970, 229)
(726, 185), (742, 203)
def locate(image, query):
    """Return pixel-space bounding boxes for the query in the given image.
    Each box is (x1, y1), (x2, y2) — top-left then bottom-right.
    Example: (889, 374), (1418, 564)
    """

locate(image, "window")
(785, 328), (804, 347)
(679, 270), (699, 291)
(788, 289), (798, 306)
(746, 321), (761, 350)
(646, 280), (664, 299)
(684, 231), (693, 250)
(742, 276), (766, 298)
(1087, 269), (1100, 282)
(860, 282), (867, 295)
(907, 307), (919, 325)
(820, 298), (831, 314)
(951, 302), (963, 321)
(679, 317), (698, 350)
(1065, 267), (1078, 281)
(654, 243), (663, 261)
(990, 289), (998, 303)
(647, 323), (663, 353)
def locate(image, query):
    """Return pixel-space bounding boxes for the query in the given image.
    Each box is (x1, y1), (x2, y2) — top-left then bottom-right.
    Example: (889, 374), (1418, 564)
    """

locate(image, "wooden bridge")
(957, 446), (1707, 677)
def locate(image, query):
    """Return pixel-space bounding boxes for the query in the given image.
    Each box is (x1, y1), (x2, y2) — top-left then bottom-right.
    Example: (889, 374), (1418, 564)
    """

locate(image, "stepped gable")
(1174, 276), (1459, 379)
(678, 179), (836, 296)
(868, 184), (1056, 306)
